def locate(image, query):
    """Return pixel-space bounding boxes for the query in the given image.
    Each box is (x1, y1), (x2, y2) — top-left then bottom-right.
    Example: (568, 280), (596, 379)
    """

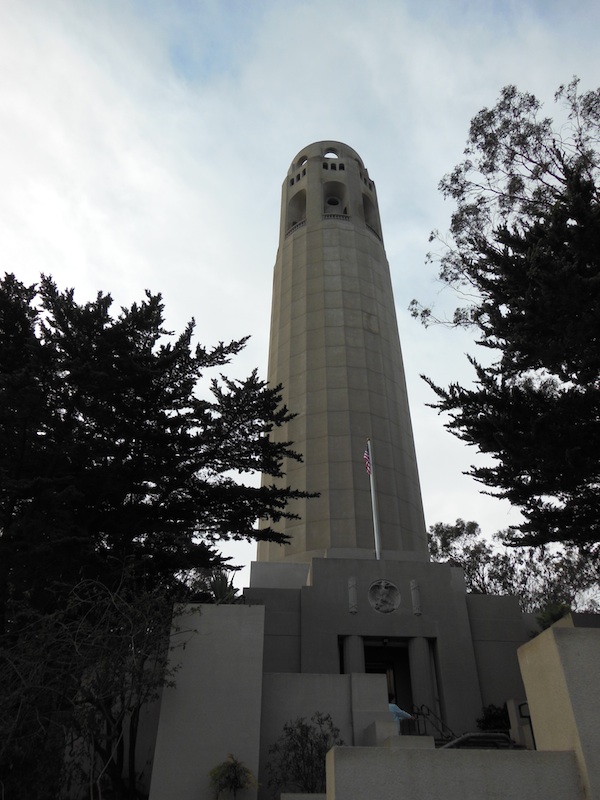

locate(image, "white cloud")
(2, 0), (599, 585)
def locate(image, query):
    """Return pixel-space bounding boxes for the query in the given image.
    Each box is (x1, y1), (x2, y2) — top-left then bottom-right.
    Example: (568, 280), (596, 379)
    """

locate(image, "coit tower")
(258, 141), (428, 563)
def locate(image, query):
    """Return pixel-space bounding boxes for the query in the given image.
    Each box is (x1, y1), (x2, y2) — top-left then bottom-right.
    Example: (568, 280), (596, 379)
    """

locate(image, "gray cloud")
(2, 0), (599, 582)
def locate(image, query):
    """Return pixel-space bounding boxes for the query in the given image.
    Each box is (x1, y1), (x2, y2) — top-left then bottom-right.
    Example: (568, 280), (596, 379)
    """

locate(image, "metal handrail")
(440, 731), (515, 749)
(413, 704), (456, 741)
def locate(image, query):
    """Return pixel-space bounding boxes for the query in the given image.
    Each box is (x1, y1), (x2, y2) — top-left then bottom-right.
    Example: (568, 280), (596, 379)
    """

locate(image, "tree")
(191, 567), (241, 604)
(411, 79), (600, 549)
(476, 704), (510, 732)
(267, 712), (343, 795)
(0, 577), (186, 800)
(429, 519), (600, 613)
(0, 273), (311, 626)
(209, 754), (257, 799)
(0, 273), (314, 797)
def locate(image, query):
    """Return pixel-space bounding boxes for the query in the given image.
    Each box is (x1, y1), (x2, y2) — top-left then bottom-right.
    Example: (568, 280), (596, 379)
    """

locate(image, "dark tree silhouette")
(267, 712), (343, 795)
(428, 519), (600, 613)
(0, 273), (313, 798)
(412, 79), (600, 549)
(0, 273), (310, 623)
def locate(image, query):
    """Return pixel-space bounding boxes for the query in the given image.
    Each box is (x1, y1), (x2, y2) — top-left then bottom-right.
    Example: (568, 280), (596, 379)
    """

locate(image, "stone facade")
(245, 557), (529, 735)
(258, 141), (427, 561)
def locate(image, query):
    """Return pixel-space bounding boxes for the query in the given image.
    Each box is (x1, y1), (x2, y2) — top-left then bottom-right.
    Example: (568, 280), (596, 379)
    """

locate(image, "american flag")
(363, 446), (371, 475)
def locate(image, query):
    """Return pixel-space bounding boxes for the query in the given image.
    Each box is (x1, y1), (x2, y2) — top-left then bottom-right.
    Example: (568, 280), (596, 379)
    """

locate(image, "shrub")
(267, 711), (343, 795)
(476, 704), (510, 731)
(208, 754), (257, 799)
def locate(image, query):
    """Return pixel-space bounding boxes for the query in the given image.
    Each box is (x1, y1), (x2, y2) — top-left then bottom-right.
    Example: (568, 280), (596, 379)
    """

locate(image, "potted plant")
(209, 753), (258, 799)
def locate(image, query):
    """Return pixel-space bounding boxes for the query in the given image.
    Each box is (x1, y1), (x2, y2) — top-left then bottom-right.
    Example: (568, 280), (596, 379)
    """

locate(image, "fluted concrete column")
(343, 635), (365, 674)
(408, 636), (436, 712)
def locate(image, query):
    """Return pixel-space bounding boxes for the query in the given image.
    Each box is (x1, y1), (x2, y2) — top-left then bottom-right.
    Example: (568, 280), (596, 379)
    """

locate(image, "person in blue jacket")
(388, 694), (415, 732)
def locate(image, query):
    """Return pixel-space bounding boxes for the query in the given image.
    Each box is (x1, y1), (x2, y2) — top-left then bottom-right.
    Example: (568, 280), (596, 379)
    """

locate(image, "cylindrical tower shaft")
(258, 141), (428, 562)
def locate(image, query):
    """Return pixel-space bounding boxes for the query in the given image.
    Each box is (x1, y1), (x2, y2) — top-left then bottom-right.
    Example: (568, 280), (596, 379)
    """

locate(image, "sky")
(2, 0), (599, 586)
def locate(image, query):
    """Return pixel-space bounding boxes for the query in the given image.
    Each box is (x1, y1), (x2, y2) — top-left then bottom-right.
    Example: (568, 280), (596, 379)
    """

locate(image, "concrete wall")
(258, 672), (389, 800)
(250, 587), (302, 673)
(300, 558), (484, 734)
(149, 605), (264, 800)
(466, 594), (528, 707)
(247, 555), (545, 746)
(519, 623), (600, 800)
(326, 747), (584, 800)
(248, 557), (487, 734)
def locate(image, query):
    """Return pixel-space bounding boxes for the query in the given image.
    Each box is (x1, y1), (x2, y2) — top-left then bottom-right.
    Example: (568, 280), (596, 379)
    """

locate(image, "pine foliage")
(413, 80), (600, 549)
(0, 273), (312, 798)
(267, 712), (343, 795)
(0, 274), (309, 625)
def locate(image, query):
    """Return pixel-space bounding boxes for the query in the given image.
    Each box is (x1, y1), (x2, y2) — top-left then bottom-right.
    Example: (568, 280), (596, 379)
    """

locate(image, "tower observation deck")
(258, 141), (428, 563)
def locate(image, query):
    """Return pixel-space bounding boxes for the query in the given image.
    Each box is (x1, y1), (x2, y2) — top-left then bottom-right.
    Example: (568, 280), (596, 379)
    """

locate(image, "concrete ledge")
(362, 720), (398, 746)
(281, 795), (326, 800)
(326, 747), (584, 800)
(383, 735), (435, 749)
(519, 624), (600, 800)
(249, 561), (310, 589)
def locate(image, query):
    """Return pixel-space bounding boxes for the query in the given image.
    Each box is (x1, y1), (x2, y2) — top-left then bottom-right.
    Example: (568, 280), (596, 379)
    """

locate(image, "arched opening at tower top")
(323, 181), (348, 216)
(324, 149), (339, 158)
(286, 189), (306, 232)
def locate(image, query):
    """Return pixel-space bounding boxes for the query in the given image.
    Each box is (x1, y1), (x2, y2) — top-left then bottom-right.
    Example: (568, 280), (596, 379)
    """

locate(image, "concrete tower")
(258, 141), (428, 563)
(152, 143), (588, 800)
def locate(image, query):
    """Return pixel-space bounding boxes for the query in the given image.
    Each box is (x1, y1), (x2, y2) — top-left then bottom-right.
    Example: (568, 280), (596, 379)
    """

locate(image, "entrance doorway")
(363, 637), (412, 712)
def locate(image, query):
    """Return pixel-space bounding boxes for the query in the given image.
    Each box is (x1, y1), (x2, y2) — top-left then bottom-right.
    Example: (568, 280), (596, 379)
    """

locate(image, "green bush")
(476, 704), (510, 731)
(267, 711), (343, 795)
(208, 754), (257, 799)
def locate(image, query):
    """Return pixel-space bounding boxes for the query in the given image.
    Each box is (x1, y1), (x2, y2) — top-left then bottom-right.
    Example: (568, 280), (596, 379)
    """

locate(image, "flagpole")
(365, 438), (382, 560)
